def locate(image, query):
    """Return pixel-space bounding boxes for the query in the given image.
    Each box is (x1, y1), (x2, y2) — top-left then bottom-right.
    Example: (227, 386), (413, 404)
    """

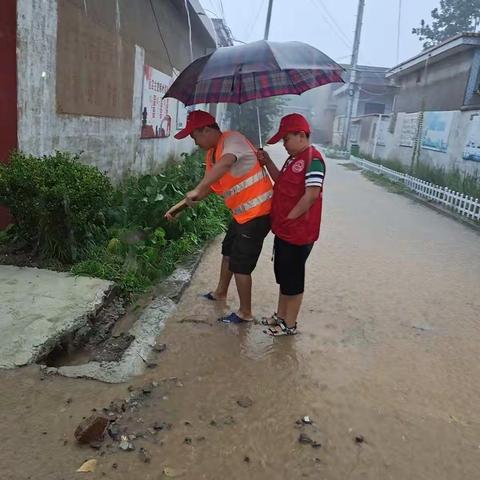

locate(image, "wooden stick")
(168, 198), (189, 217)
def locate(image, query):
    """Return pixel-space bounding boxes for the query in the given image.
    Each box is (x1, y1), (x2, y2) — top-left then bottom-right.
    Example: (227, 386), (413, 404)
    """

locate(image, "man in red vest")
(165, 110), (272, 323)
(257, 113), (325, 336)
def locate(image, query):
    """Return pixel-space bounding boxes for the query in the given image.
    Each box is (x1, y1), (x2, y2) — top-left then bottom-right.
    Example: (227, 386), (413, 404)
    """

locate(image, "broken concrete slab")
(46, 254), (203, 383)
(0, 265), (114, 368)
(49, 293), (176, 383)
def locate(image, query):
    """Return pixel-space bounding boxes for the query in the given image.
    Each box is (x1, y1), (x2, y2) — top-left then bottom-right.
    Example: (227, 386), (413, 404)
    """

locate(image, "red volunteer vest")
(271, 146), (325, 245)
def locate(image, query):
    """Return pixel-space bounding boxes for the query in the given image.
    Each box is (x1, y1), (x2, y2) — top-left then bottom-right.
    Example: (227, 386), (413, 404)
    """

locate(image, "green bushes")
(357, 152), (480, 199)
(0, 151), (113, 262)
(0, 150), (229, 295)
(412, 162), (480, 200)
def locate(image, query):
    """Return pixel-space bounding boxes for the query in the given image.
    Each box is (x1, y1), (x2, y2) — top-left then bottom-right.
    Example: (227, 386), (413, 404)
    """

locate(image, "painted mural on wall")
(463, 114), (480, 162)
(421, 111), (454, 153)
(399, 113), (420, 147)
(141, 65), (172, 139)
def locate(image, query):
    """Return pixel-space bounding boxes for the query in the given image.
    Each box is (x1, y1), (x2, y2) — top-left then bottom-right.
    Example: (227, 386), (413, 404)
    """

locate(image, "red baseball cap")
(267, 113), (311, 144)
(174, 110), (216, 139)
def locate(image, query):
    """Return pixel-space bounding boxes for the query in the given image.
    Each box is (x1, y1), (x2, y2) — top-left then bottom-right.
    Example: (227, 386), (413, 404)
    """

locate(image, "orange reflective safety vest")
(206, 132), (273, 224)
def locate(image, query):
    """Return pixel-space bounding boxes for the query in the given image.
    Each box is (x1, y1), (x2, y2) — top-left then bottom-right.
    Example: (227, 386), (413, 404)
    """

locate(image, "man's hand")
(186, 188), (202, 207)
(257, 148), (272, 166)
(257, 148), (280, 182)
(164, 208), (180, 222)
(164, 198), (189, 221)
(287, 187), (321, 219)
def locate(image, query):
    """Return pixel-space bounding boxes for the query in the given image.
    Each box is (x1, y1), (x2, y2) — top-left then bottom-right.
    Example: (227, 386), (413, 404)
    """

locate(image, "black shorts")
(274, 236), (313, 296)
(221, 215), (271, 275)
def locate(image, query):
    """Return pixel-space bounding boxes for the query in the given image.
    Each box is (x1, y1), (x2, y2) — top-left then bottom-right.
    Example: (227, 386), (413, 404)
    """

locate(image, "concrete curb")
(42, 250), (205, 383)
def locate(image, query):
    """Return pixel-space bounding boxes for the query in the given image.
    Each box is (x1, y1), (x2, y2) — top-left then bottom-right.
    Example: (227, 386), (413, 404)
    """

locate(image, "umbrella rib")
(264, 40), (283, 72)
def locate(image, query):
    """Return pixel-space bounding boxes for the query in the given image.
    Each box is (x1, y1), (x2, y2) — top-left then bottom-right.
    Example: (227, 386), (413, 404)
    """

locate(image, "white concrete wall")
(16, 0), (196, 183)
(358, 110), (480, 175)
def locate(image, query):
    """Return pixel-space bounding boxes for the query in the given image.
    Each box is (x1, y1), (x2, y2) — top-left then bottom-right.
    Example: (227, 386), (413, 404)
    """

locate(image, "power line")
(202, 0), (221, 18)
(310, 0), (352, 49)
(359, 87), (389, 96)
(149, 0), (174, 70)
(245, 0), (267, 41)
(309, 0), (351, 50)
(315, 0), (353, 46)
(202, 7), (220, 17)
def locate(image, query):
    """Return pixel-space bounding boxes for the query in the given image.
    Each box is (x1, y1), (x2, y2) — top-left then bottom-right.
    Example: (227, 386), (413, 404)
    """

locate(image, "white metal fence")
(350, 156), (480, 222)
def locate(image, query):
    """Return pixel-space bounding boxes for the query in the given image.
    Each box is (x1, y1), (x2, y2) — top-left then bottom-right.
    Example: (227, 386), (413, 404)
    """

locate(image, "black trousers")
(274, 236), (313, 295)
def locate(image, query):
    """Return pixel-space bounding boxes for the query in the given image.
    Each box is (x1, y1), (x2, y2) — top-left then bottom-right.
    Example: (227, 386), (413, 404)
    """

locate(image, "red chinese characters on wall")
(141, 65), (172, 139)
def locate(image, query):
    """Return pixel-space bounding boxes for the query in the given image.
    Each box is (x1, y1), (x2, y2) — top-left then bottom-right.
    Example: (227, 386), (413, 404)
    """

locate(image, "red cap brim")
(174, 125), (193, 140)
(266, 129), (285, 145)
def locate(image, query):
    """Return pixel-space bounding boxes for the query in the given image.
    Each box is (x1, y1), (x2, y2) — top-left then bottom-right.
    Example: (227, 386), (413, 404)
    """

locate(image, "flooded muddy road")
(1, 156), (479, 479)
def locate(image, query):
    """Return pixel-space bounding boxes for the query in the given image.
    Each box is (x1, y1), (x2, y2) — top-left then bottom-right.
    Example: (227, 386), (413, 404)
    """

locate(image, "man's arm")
(287, 157), (325, 219)
(287, 186), (321, 219)
(187, 153), (236, 201)
(257, 149), (280, 182)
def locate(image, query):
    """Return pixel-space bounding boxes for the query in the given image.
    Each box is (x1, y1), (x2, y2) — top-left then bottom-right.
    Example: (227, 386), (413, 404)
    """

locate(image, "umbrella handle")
(255, 102), (263, 148)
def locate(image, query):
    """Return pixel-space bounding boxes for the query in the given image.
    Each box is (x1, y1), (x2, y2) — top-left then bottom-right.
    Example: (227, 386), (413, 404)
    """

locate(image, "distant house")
(210, 18), (234, 47)
(331, 65), (398, 147)
(361, 33), (480, 174)
(387, 33), (480, 114)
(282, 64), (397, 146)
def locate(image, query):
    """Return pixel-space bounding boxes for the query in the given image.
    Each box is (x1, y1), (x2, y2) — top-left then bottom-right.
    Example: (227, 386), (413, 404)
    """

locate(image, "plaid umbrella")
(164, 40), (344, 106)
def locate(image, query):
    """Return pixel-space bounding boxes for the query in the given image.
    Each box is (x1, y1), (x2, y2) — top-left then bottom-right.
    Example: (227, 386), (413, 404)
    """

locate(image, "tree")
(226, 97), (287, 146)
(412, 0), (480, 50)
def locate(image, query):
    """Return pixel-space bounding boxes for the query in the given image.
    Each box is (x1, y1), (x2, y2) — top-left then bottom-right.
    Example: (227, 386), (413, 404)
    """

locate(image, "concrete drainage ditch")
(38, 252), (203, 383)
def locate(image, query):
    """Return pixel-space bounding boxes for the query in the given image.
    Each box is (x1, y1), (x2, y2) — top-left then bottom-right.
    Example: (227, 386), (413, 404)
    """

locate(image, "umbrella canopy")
(164, 40), (344, 106)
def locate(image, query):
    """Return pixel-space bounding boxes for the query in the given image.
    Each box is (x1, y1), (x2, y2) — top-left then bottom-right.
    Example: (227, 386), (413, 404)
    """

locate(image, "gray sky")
(200, 0), (440, 67)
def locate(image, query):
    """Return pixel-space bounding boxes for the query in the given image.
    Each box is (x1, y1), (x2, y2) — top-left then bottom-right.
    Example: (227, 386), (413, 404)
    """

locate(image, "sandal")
(260, 312), (280, 326)
(218, 312), (252, 324)
(202, 292), (218, 301)
(264, 319), (297, 337)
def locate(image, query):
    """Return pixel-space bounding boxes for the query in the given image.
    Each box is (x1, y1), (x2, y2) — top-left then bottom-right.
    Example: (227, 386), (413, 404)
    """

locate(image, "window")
(364, 103), (385, 115)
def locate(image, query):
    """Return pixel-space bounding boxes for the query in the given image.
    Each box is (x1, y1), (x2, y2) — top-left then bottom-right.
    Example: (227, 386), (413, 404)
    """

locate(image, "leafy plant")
(0, 224), (14, 245)
(1, 149), (229, 295)
(76, 150), (228, 294)
(412, 162), (480, 199)
(0, 151), (113, 262)
(357, 152), (480, 199)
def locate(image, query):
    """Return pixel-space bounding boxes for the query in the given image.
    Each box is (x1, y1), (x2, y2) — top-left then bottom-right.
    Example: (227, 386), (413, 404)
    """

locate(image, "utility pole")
(396, 0), (402, 64)
(264, 0), (273, 40)
(255, 0), (274, 146)
(342, 0), (365, 151)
